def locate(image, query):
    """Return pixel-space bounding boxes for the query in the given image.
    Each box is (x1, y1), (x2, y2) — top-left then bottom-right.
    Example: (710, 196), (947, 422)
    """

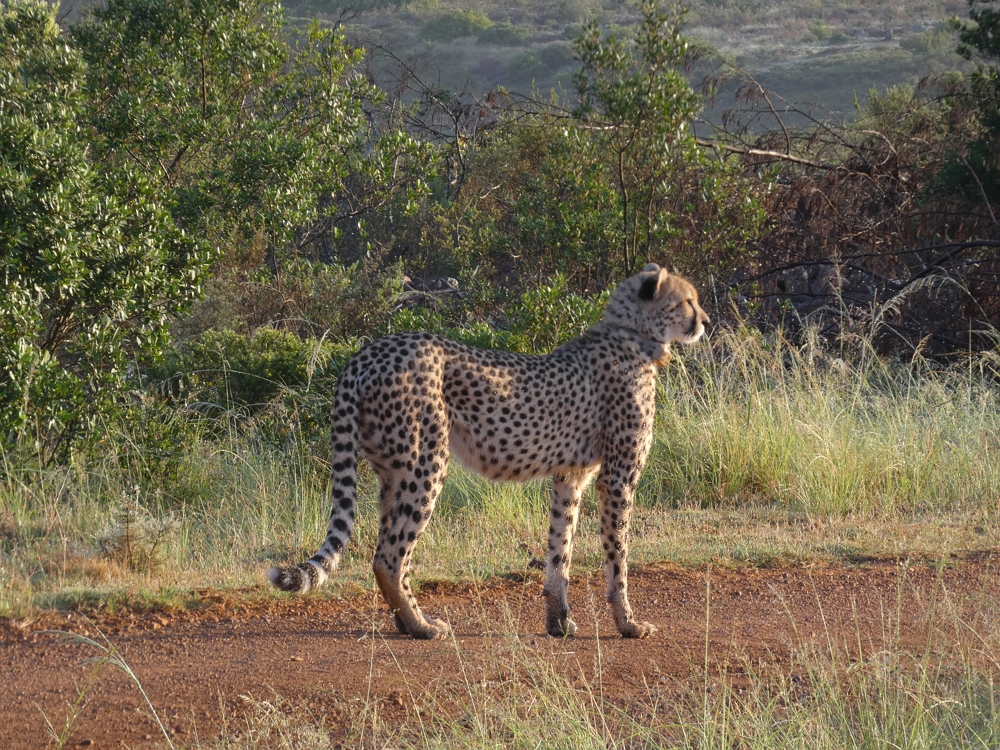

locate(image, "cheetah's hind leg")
(372, 479), (450, 639)
(369, 410), (452, 639)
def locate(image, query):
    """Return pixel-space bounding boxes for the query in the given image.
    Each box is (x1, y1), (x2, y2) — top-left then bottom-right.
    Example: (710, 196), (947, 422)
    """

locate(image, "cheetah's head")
(603, 264), (710, 348)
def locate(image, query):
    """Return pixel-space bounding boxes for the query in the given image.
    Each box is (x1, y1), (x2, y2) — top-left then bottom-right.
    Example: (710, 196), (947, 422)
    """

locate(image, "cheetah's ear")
(638, 267), (667, 301)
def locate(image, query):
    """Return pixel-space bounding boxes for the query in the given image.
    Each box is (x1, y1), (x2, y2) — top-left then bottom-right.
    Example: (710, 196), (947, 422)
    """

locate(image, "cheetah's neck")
(574, 322), (672, 367)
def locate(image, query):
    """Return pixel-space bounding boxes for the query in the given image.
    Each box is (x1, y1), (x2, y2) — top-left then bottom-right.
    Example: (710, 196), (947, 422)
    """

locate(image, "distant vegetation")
(261, 0), (976, 114)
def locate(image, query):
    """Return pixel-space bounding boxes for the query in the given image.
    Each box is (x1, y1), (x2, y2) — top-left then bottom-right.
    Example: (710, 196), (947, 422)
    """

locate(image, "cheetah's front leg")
(596, 465), (657, 639)
(543, 469), (597, 637)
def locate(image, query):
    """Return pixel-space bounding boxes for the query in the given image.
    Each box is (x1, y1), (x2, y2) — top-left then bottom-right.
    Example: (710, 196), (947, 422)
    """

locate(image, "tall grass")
(1, 327), (999, 615)
(646, 328), (1000, 514)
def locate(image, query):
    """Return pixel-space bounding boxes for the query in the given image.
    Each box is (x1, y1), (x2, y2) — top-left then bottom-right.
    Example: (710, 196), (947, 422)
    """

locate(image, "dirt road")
(3, 558), (998, 748)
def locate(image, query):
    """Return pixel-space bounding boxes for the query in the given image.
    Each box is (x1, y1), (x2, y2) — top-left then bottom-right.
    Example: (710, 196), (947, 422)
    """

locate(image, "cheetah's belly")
(448, 418), (600, 482)
(446, 387), (602, 482)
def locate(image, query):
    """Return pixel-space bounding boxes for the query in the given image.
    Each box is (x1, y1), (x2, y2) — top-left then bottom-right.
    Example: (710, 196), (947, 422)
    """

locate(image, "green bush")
(541, 0), (591, 23)
(91, 394), (212, 499)
(756, 46), (949, 113)
(172, 258), (406, 344)
(511, 126), (622, 282)
(572, 2), (705, 274)
(477, 22), (529, 46)
(538, 41), (575, 68)
(73, 0), (421, 275)
(506, 50), (547, 80)
(420, 10), (493, 42)
(387, 276), (607, 354)
(827, 30), (851, 44)
(900, 28), (954, 54)
(808, 20), (832, 40)
(0, 0), (210, 458)
(952, 0), (1000, 203)
(506, 277), (608, 352)
(506, 42), (576, 80)
(151, 329), (353, 410)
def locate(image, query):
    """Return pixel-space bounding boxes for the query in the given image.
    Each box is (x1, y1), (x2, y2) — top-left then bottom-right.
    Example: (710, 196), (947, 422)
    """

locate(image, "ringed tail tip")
(268, 560), (331, 594)
(268, 564), (310, 593)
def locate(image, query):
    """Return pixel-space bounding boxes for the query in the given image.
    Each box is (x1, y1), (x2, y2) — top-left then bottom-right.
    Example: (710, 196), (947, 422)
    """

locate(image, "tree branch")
(695, 137), (837, 170)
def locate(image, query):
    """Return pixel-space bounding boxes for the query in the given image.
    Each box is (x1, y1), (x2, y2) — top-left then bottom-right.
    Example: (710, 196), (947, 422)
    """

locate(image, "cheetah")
(269, 264), (710, 639)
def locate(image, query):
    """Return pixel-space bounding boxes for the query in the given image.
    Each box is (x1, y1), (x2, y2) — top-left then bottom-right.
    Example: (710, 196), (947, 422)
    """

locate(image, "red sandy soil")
(2, 557), (999, 748)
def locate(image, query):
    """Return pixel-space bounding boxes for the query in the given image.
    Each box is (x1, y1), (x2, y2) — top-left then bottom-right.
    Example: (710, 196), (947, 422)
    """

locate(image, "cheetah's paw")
(620, 620), (657, 639)
(547, 617), (577, 638)
(408, 616), (451, 640)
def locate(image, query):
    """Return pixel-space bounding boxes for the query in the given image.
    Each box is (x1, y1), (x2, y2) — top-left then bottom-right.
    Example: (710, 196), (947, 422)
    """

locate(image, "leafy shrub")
(573, 2), (705, 274)
(73, 0), (417, 277)
(541, 0), (591, 23)
(755, 46), (947, 113)
(827, 30), (851, 44)
(856, 83), (942, 143)
(90, 393), (212, 498)
(506, 50), (547, 80)
(511, 126), (622, 283)
(419, 10), (492, 42)
(0, 0), (210, 458)
(506, 42), (576, 80)
(945, 0), (1000, 204)
(151, 329), (354, 410)
(899, 28), (953, 54)
(538, 41), (575, 68)
(173, 258), (405, 342)
(405, 9), (764, 294)
(477, 22), (529, 46)
(506, 277), (609, 352)
(808, 20), (832, 40)
(387, 276), (607, 354)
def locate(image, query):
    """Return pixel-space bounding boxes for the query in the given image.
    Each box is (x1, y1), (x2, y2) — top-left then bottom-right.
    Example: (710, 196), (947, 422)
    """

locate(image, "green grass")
(2, 327), (999, 617)
(649, 328), (1000, 515)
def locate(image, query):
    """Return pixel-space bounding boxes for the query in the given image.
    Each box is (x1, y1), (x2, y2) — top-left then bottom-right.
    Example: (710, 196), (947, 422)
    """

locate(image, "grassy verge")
(2, 327), (998, 617)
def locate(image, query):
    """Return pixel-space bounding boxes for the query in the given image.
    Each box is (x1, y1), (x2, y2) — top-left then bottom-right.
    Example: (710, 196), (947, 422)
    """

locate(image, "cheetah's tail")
(268, 375), (360, 595)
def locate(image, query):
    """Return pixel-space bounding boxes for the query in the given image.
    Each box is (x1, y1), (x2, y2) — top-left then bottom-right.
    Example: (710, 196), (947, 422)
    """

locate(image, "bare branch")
(694, 137), (837, 170)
